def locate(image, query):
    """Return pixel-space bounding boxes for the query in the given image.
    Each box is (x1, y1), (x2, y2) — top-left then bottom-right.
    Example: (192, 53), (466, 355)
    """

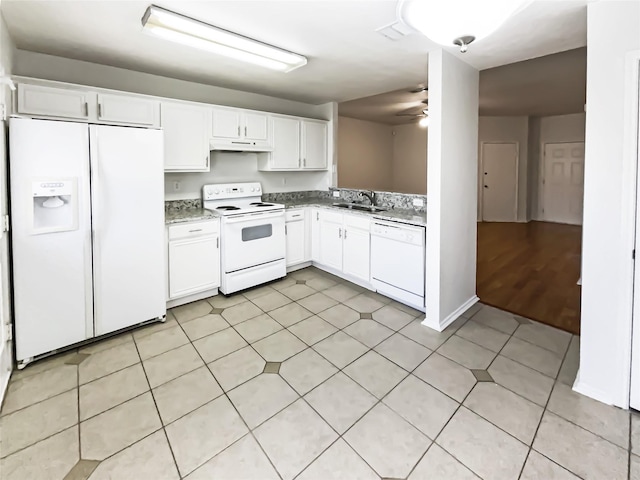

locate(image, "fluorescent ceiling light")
(398, 0), (532, 52)
(141, 5), (307, 72)
(419, 116), (429, 127)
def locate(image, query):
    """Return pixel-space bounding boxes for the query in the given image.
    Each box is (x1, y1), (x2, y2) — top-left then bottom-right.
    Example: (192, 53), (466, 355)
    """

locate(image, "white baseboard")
(166, 288), (218, 309)
(0, 368), (10, 410)
(286, 261), (312, 273)
(422, 295), (480, 332)
(572, 370), (615, 406)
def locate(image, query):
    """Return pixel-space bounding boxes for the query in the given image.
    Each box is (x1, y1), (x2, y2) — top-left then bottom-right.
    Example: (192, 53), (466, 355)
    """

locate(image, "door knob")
(484, 185), (488, 188)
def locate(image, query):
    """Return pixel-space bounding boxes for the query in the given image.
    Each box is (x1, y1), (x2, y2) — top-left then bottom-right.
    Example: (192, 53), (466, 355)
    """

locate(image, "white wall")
(424, 49), (479, 331)
(0, 5), (14, 401)
(527, 117), (541, 220)
(337, 116), (394, 191)
(392, 123), (428, 194)
(577, 0), (640, 407)
(478, 116), (529, 222)
(532, 113), (586, 219)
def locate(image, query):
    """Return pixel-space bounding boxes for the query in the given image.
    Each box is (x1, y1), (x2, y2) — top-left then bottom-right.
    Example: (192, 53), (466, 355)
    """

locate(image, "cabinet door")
(17, 83), (92, 120)
(169, 235), (220, 299)
(97, 93), (159, 126)
(270, 117), (301, 169)
(318, 211), (343, 270)
(162, 102), (211, 172)
(286, 220), (305, 267)
(212, 107), (242, 139)
(301, 120), (328, 169)
(343, 226), (371, 283)
(244, 113), (269, 141)
(310, 208), (321, 262)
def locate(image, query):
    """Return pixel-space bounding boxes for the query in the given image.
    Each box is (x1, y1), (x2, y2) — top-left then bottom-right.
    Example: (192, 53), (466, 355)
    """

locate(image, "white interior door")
(481, 142), (518, 222)
(91, 125), (166, 336)
(630, 68), (640, 410)
(0, 119), (10, 394)
(543, 142), (585, 225)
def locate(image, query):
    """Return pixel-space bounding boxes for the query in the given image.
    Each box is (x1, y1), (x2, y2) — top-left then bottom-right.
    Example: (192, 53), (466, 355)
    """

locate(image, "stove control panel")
(203, 182), (262, 200)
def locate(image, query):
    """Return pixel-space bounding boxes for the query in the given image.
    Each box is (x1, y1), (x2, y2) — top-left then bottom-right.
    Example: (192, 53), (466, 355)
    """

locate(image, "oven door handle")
(223, 211), (285, 224)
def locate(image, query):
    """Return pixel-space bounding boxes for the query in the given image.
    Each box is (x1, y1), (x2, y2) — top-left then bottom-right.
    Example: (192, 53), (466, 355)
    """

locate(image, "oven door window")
(241, 224), (273, 242)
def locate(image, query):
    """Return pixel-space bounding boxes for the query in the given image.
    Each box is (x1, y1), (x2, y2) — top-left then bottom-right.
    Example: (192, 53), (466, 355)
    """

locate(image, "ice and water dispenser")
(31, 179), (78, 234)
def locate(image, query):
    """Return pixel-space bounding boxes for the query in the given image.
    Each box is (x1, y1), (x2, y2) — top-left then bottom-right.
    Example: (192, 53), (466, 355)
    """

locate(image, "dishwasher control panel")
(371, 221), (425, 246)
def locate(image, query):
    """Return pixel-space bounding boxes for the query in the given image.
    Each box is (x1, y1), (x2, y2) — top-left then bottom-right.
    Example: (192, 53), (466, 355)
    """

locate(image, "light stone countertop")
(165, 208), (219, 225)
(281, 198), (427, 227)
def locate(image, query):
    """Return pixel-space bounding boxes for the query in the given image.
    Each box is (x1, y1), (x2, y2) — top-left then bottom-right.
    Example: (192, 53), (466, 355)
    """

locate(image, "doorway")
(480, 142), (518, 222)
(542, 142), (585, 225)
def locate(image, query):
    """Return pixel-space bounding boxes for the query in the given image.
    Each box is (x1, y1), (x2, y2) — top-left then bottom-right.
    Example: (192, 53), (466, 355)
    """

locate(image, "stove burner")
(217, 206), (241, 211)
(250, 202), (274, 207)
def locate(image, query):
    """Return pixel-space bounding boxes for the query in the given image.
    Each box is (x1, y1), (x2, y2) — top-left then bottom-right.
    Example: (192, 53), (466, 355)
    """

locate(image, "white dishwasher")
(370, 220), (425, 311)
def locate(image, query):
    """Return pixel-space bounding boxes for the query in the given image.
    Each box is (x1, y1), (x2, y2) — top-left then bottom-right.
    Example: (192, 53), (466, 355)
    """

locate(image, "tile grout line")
(172, 304), (286, 480)
(129, 334), (183, 479)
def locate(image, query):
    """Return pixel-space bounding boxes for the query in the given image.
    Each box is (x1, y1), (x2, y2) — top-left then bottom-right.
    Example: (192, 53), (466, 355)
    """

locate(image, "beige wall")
(478, 116), (530, 221)
(392, 123), (428, 194)
(337, 116), (394, 191)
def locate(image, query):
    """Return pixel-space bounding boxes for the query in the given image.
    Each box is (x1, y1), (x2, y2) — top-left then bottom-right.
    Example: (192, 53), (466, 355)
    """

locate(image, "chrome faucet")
(360, 190), (376, 206)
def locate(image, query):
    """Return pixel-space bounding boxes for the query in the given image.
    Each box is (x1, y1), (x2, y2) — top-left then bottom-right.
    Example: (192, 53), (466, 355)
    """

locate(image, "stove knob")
(214, 190), (219, 194)
(250, 187), (255, 192)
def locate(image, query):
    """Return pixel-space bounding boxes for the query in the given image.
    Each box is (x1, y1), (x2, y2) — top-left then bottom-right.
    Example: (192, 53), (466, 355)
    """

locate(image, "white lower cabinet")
(285, 209), (306, 267)
(317, 210), (371, 283)
(310, 208), (321, 262)
(167, 220), (220, 299)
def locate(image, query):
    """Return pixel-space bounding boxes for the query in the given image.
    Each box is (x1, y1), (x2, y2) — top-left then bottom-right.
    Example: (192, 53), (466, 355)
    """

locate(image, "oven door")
(222, 210), (286, 272)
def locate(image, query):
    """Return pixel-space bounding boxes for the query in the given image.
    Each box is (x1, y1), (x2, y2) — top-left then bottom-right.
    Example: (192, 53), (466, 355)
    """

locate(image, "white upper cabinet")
(211, 107), (271, 149)
(270, 116), (302, 169)
(17, 83), (93, 120)
(301, 120), (328, 169)
(212, 107), (242, 139)
(97, 93), (160, 127)
(258, 116), (329, 171)
(162, 102), (211, 172)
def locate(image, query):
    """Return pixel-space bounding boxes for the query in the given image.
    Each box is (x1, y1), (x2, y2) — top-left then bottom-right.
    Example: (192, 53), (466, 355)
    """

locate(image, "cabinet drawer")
(319, 209), (343, 224)
(168, 220), (219, 240)
(285, 209), (305, 222)
(344, 213), (370, 231)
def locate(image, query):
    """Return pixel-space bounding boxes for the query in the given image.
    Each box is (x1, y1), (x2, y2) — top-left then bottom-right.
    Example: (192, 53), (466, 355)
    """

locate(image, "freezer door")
(90, 125), (166, 336)
(10, 118), (94, 361)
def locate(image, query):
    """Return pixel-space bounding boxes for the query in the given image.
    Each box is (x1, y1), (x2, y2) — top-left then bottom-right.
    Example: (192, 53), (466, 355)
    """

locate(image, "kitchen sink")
(332, 202), (387, 213)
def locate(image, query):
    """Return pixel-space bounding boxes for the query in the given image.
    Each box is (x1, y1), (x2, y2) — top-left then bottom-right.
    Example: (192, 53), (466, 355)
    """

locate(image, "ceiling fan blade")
(396, 113), (425, 117)
(409, 86), (428, 93)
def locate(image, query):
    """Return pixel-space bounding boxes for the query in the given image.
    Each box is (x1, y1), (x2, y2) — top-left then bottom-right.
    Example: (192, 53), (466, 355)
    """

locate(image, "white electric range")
(203, 182), (286, 294)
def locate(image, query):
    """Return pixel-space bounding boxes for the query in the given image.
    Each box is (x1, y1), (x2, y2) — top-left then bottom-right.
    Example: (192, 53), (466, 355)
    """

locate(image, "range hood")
(210, 139), (274, 153)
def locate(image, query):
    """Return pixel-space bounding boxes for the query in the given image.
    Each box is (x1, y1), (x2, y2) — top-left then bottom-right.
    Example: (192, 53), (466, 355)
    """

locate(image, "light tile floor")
(0, 267), (634, 480)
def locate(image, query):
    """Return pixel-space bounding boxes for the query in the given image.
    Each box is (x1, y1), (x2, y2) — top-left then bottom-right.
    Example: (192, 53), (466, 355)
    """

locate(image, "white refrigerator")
(10, 118), (166, 366)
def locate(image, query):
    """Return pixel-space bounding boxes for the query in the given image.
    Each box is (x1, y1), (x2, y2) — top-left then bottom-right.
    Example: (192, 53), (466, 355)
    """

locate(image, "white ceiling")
(340, 47), (587, 124)
(1, 0), (588, 105)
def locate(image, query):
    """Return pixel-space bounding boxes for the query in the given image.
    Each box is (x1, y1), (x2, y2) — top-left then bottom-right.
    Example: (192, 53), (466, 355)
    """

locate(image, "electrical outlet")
(413, 198), (424, 207)
(173, 181), (181, 192)
(332, 190), (340, 198)
(282, 178), (287, 186)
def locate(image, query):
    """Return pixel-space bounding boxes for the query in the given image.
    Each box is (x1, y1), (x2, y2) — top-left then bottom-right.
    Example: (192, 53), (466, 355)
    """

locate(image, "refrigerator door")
(90, 125), (166, 335)
(10, 118), (93, 361)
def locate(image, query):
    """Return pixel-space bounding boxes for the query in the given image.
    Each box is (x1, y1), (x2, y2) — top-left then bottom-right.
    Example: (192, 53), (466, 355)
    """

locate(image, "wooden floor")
(477, 221), (582, 334)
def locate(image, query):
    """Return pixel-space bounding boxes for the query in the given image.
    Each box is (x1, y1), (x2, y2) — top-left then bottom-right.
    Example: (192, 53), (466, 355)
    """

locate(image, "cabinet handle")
(338, 228), (342, 239)
(244, 126), (247, 137)
(84, 102), (88, 117)
(217, 237), (219, 249)
(316, 212), (319, 221)
(344, 229), (348, 239)
(206, 156), (210, 169)
(285, 225), (288, 235)
(98, 103), (102, 118)
(189, 228), (203, 233)
(303, 158), (306, 167)
(237, 126), (240, 136)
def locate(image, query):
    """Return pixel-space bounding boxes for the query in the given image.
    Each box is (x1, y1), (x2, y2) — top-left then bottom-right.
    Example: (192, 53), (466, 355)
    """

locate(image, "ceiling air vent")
(376, 22), (413, 41)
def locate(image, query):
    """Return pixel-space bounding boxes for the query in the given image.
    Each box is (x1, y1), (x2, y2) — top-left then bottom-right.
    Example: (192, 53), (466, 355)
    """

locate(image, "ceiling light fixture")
(398, 0), (532, 53)
(419, 116), (430, 127)
(141, 5), (307, 72)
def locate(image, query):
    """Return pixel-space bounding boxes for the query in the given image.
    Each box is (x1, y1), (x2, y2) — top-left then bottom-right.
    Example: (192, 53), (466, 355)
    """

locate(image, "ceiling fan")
(396, 99), (429, 118)
(409, 85), (428, 93)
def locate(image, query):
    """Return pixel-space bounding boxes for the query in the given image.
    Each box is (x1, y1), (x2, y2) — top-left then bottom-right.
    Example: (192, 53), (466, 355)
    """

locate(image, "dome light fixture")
(398, 0), (532, 53)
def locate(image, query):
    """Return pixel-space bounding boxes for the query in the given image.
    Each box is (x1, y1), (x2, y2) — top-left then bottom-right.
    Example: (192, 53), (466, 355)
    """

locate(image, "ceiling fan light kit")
(397, 0), (532, 52)
(141, 5), (307, 72)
